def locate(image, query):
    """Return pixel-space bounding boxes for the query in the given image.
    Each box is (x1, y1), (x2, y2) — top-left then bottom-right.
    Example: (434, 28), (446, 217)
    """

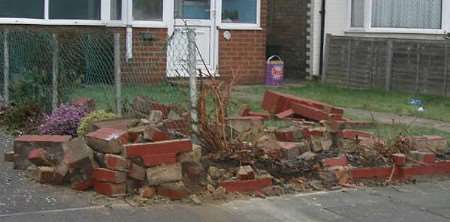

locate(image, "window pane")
(133, 0), (163, 21)
(50, 0), (101, 20)
(175, 0), (210, 19)
(0, 0), (44, 19)
(372, 0), (442, 29)
(351, 0), (364, 27)
(222, 0), (257, 24)
(111, 0), (122, 20)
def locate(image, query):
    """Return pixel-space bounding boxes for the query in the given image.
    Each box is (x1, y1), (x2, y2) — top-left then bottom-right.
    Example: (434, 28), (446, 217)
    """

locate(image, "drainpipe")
(318, 0), (326, 76)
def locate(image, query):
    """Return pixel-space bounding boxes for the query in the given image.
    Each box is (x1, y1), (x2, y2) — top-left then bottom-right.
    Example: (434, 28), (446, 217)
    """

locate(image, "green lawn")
(233, 82), (450, 123)
(67, 81), (450, 141)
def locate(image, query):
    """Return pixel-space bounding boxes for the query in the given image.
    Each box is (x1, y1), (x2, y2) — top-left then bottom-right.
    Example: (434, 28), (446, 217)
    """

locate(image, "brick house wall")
(218, 0), (268, 84)
(267, 0), (309, 79)
(0, 0), (268, 85)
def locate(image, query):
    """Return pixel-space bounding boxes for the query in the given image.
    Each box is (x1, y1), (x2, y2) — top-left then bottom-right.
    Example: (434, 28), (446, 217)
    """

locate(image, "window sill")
(0, 18), (105, 26)
(346, 28), (446, 35)
(218, 24), (262, 31)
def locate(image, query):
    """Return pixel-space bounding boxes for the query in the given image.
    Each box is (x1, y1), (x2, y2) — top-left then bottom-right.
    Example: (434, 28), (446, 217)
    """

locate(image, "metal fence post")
(187, 29), (198, 139)
(52, 33), (59, 111)
(114, 33), (122, 116)
(385, 40), (393, 91)
(3, 29), (9, 104)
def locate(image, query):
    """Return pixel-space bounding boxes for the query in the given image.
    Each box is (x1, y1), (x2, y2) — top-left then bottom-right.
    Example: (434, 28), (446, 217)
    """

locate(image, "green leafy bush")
(77, 110), (118, 136)
(0, 103), (44, 135)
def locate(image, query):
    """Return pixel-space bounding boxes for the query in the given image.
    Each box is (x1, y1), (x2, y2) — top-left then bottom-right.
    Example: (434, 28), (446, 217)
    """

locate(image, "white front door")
(167, 0), (218, 77)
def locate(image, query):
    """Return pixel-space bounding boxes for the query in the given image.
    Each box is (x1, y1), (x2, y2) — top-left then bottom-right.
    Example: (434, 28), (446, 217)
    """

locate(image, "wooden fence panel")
(324, 35), (450, 97)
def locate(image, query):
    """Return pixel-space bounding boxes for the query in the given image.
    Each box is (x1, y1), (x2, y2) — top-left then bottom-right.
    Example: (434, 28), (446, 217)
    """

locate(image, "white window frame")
(347, 0), (450, 34)
(217, 0), (261, 30)
(0, 0), (169, 28)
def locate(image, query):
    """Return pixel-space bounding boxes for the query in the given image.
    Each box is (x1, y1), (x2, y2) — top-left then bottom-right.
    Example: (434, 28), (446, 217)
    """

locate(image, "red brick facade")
(0, 0), (268, 85)
(219, 0), (268, 84)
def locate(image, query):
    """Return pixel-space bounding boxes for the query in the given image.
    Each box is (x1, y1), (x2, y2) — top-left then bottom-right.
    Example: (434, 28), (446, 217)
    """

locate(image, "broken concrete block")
(4, 151), (16, 162)
(128, 163), (146, 181)
(86, 128), (128, 154)
(146, 163), (182, 186)
(298, 151), (317, 161)
(13, 135), (71, 170)
(238, 165), (255, 180)
(93, 168), (127, 184)
(104, 154), (129, 172)
(94, 181), (126, 197)
(139, 186), (156, 199)
(157, 182), (190, 200)
(277, 142), (301, 161)
(28, 148), (53, 166)
(63, 138), (93, 168)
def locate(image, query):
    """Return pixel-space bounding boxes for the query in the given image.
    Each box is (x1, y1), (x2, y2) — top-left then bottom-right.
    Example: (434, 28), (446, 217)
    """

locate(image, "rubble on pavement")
(3, 91), (450, 203)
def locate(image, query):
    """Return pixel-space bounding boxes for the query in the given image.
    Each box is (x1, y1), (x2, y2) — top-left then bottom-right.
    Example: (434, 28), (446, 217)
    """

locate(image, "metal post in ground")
(3, 30), (9, 104)
(114, 33), (122, 116)
(187, 29), (198, 140)
(51, 33), (59, 111)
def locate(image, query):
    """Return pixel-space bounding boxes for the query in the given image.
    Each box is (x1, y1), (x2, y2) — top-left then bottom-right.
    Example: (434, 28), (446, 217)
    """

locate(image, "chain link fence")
(0, 27), (197, 118)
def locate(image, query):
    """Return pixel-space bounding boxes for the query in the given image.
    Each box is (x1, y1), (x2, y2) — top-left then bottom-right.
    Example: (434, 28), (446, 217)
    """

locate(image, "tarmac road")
(1, 131), (450, 222)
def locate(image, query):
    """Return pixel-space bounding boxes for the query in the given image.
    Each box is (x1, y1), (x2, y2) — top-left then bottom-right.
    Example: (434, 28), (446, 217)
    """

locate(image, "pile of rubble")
(3, 91), (450, 202)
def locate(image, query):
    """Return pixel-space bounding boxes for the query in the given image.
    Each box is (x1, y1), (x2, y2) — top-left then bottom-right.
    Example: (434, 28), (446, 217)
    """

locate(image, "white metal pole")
(51, 33), (59, 111)
(3, 30), (9, 104)
(114, 33), (122, 116)
(187, 29), (198, 138)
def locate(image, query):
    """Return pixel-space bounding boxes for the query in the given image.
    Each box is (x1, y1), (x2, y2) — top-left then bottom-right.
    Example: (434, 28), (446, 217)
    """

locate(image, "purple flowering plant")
(38, 104), (89, 137)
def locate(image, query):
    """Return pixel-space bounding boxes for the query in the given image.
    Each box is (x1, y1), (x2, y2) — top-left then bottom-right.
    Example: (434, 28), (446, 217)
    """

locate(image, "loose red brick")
(4, 151), (16, 162)
(94, 181), (126, 197)
(128, 163), (146, 181)
(141, 153), (177, 167)
(14, 135), (71, 170)
(341, 130), (375, 140)
(143, 127), (170, 142)
(275, 109), (294, 119)
(239, 105), (252, 117)
(220, 177), (273, 193)
(322, 155), (348, 168)
(392, 153), (407, 166)
(290, 102), (341, 122)
(86, 128), (128, 154)
(104, 154), (129, 172)
(139, 186), (156, 199)
(238, 165), (255, 180)
(28, 148), (53, 166)
(71, 179), (93, 191)
(157, 182), (190, 200)
(93, 168), (127, 183)
(31, 166), (64, 185)
(124, 139), (192, 159)
(350, 167), (397, 180)
(275, 126), (303, 142)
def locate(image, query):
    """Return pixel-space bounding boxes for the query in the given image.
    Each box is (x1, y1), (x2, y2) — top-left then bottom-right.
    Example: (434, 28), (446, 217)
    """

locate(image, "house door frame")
(167, 0), (219, 77)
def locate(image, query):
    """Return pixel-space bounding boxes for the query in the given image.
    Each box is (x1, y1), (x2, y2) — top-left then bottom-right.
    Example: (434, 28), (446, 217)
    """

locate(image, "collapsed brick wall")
(267, 0), (309, 79)
(218, 0), (268, 84)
